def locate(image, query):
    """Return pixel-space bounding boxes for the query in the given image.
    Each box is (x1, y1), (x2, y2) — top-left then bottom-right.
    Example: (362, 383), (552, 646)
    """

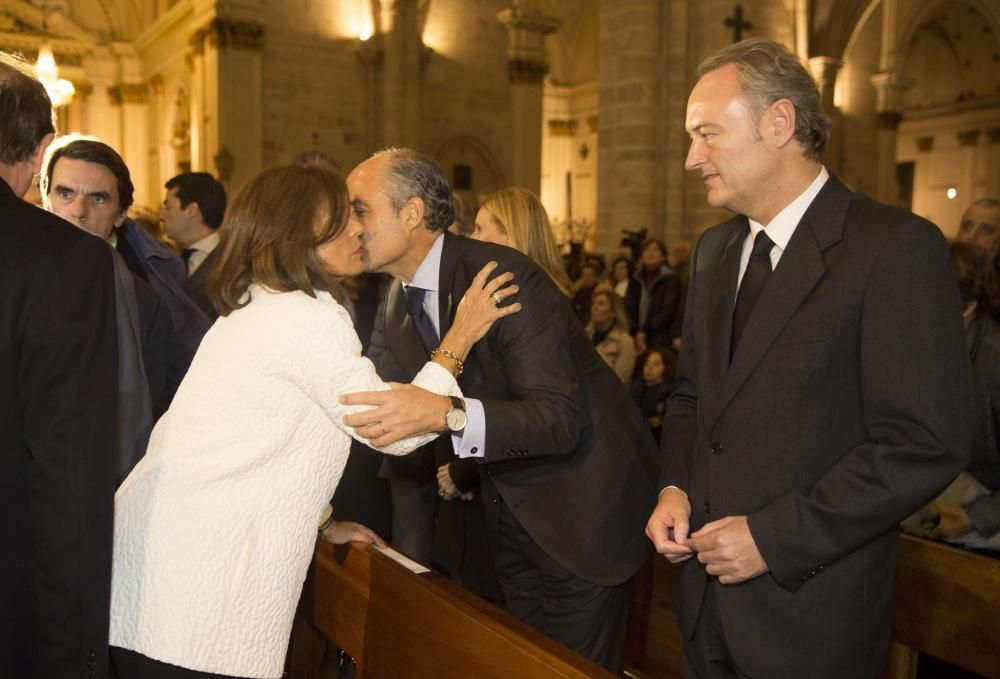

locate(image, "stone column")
(82, 48), (121, 152)
(868, 0), (910, 204)
(188, 10), (264, 193)
(869, 72), (909, 205)
(498, 3), (559, 195)
(380, 0), (421, 149)
(808, 56), (843, 174)
(597, 0), (662, 252)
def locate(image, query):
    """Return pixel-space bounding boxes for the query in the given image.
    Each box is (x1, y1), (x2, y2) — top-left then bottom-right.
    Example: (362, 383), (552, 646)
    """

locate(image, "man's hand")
(341, 383), (449, 446)
(688, 515), (768, 584)
(930, 500), (973, 540)
(645, 488), (694, 563)
(436, 464), (474, 501)
(437, 463), (460, 500)
(320, 520), (385, 547)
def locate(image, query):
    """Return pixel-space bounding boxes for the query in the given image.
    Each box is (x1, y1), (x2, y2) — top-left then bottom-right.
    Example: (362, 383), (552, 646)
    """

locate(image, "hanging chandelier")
(36, 42), (74, 107)
(35, 2), (74, 108)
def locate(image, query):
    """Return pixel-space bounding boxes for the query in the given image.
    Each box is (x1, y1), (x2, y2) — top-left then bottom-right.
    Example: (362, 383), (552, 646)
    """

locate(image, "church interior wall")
(836, 1), (881, 198)
(4, 0), (1000, 259)
(418, 0), (513, 202)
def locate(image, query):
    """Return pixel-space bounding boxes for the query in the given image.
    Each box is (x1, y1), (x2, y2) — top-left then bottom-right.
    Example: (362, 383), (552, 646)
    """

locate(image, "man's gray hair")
(697, 38), (831, 161)
(372, 148), (455, 231)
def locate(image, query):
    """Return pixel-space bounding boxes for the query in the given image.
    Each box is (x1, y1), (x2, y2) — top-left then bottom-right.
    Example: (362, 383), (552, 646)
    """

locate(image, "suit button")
(711, 442), (724, 455)
(703, 502), (711, 513)
(492, 496), (499, 504)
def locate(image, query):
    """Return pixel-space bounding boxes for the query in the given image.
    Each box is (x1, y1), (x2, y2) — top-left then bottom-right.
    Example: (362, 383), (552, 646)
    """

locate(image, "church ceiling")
(0, 0), (98, 62)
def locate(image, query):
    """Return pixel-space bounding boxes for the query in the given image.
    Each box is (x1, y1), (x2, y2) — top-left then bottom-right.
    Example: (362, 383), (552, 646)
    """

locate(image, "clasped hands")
(645, 488), (769, 584)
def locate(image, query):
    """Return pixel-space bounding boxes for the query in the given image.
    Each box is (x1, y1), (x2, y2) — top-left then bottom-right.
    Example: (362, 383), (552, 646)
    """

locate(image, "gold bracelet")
(430, 348), (464, 378)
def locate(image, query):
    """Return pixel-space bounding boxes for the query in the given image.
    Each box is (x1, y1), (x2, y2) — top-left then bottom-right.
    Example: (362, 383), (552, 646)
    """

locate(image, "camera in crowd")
(621, 228), (648, 263)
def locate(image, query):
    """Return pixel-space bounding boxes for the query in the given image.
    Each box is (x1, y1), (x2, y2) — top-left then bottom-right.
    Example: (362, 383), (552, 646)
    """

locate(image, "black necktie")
(405, 286), (440, 354)
(181, 248), (195, 271)
(731, 230), (775, 358)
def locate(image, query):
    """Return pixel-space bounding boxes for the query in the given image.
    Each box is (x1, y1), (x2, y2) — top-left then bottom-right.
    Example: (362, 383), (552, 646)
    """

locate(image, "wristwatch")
(445, 396), (467, 432)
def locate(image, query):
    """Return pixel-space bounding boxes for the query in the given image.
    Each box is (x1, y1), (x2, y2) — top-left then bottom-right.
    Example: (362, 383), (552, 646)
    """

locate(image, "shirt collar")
(189, 231), (220, 253)
(408, 232), (444, 292)
(747, 166), (829, 251)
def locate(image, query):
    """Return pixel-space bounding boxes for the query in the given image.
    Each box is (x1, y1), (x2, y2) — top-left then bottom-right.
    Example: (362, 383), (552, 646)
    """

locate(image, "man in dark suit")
(0, 53), (118, 678)
(341, 148), (660, 671)
(645, 39), (971, 678)
(42, 138), (207, 404)
(161, 171), (227, 320)
(43, 138), (172, 421)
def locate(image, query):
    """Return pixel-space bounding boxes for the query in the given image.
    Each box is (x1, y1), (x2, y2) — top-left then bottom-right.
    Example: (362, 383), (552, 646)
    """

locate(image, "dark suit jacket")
(187, 247), (219, 321)
(377, 233), (660, 586)
(0, 179), (118, 678)
(134, 276), (170, 419)
(662, 176), (971, 678)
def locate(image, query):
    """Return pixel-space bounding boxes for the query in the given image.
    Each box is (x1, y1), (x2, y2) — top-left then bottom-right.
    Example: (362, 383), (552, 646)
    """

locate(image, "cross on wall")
(725, 4), (753, 43)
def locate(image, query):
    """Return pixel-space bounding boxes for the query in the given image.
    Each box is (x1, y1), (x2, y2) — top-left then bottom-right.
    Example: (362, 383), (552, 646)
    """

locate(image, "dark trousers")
(387, 476), (436, 565)
(682, 580), (749, 679)
(110, 647), (252, 679)
(495, 501), (631, 673)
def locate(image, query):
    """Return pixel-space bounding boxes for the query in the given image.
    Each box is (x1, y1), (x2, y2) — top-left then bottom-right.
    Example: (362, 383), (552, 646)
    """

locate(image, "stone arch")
(431, 134), (506, 222)
(897, 0), (1000, 108)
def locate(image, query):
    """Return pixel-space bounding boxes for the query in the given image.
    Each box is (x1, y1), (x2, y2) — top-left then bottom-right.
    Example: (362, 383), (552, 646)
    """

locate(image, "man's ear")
(768, 98), (797, 149)
(185, 201), (203, 223)
(30, 132), (55, 176)
(403, 196), (426, 230)
(113, 209), (129, 229)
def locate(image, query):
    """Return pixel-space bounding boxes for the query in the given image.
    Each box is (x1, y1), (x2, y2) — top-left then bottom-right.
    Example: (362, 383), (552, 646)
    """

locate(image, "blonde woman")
(586, 288), (636, 382)
(472, 186), (572, 296)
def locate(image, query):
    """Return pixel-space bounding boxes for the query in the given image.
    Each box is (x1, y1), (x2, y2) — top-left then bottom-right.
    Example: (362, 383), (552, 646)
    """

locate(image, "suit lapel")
(437, 231), (459, 339)
(189, 249), (217, 291)
(702, 222), (746, 427)
(715, 175), (851, 418)
(385, 279), (430, 368)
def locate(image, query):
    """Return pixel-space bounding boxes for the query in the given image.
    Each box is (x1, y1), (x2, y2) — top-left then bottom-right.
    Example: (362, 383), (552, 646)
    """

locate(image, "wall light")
(947, 188), (957, 200)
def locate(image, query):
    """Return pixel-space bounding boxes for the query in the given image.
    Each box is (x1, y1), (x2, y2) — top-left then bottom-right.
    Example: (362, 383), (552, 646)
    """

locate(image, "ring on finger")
(490, 292), (502, 306)
(377, 422), (386, 437)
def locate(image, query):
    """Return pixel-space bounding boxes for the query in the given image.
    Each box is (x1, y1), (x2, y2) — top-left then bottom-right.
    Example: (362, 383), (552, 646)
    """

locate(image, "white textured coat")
(110, 286), (458, 678)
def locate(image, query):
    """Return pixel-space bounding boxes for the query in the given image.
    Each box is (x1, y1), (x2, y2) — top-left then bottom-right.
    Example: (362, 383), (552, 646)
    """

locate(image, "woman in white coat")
(108, 164), (519, 679)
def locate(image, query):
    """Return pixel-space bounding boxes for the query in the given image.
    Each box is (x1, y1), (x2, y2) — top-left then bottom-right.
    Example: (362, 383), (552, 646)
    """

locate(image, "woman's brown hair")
(209, 164), (349, 316)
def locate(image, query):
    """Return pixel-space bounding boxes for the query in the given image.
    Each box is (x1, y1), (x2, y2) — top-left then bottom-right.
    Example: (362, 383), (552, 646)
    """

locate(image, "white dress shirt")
(736, 166), (830, 292)
(185, 231), (220, 275)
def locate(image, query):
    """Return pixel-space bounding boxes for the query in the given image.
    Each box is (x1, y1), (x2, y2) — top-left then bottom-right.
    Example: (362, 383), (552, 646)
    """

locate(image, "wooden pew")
(294, 541), (615, 678)
(885, 534), (1000, 679)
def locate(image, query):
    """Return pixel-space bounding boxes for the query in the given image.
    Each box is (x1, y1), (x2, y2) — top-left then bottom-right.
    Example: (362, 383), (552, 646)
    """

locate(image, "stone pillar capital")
(497, 5), (559, 84)
(869, 71), (913, 117)
(807, 56), (843, 87)
(189, 18), (265, 52)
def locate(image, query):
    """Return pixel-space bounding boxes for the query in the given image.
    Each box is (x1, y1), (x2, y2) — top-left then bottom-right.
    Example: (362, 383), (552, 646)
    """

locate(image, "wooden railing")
(884, 534), (1000, 679)
(292, 541), (615, 678)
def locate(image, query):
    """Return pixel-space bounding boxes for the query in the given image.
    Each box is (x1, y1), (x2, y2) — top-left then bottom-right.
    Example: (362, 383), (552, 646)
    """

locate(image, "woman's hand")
(446, 262), (522, 350)
(320, 520), (386, 547)
(930, 501), (973, 540)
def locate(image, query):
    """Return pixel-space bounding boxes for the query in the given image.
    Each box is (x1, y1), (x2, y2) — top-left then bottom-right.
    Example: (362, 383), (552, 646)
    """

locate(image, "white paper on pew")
(374, 544), (430, 574)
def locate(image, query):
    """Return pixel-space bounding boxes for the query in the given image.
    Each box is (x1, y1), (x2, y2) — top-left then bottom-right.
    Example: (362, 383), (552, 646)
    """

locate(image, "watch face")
(446, 408), (467, 432)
